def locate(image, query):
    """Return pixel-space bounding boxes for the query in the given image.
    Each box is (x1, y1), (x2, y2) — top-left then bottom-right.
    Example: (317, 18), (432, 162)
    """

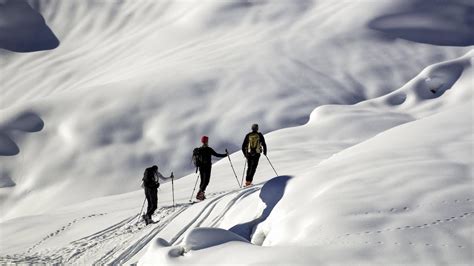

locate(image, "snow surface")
(0, 0), (473, 265)
(0, 0), (59, 52)
(0, 0), (470, 221)
(368, 0), (474, 46)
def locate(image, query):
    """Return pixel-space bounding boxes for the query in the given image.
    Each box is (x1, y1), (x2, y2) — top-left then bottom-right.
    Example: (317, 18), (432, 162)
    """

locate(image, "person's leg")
(199, 167), (206, 193)
(246, 154), (260, 183)
(203, 165), (212, 191)
(145, 188), (153, 219)
(246, 157), (254, 182)
(149, 188), (158, 219)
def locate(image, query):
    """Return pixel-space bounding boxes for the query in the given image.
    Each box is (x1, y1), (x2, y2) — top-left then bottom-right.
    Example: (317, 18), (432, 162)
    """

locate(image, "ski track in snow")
(0, 185), (262, 264)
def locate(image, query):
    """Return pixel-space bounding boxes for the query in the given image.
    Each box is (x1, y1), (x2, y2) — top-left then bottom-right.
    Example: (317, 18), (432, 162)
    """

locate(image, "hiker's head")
(201, 135), (209, 144)
(151, 165), (158, 171)
(251, 124), (259, 132)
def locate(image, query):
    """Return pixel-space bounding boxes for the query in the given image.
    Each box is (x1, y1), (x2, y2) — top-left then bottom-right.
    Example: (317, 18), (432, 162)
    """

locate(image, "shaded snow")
(0, 0), (469, 221)
(0, 0), (59, 52)
(368, 0), (474, 46)
(0, 0), (473, 265)
(0, 50), (471, 265)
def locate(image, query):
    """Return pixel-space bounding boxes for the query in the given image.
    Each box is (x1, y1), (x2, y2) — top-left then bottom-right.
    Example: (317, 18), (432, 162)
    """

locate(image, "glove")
(264, 151), (267, 156)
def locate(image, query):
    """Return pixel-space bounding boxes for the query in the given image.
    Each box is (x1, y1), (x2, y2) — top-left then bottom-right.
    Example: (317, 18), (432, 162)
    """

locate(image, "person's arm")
(156, 171), (165, 182)
(241, 134), (249, 157)
(260, 133), (267, 155)
(157, 171), (174, 180)
(211, 148), (227, 158)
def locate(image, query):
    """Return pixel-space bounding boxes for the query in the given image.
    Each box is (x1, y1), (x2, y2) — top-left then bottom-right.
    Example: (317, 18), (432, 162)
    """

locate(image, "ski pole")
(241, 160), (247, 188)
(171, 172), (175, 208)
(137, 197), (146, 223)
(265, 154), (279, 176)
(226, 149), (241, 187)
(189, 172), (200, 202)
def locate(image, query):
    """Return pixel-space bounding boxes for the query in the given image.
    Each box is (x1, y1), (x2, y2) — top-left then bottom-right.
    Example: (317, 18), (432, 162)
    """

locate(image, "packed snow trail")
(0, 184), (263, 265)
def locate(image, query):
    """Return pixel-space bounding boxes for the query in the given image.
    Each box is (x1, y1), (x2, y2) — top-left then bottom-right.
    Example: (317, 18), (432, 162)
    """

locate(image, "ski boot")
(196, 191), (205, 201)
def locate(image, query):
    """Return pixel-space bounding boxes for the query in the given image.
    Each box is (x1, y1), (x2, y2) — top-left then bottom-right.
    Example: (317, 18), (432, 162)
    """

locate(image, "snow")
(0, 0), (59, 52)
(0, 0), (473, 265)
(1, 0), (470, 221)
(368, 0), (474, 46)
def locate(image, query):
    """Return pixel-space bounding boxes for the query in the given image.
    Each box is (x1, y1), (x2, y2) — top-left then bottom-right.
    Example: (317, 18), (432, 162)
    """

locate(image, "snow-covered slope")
(0, 0), (470, 221)
(0, 0), (473, 264)
(0, 50), (472, 265)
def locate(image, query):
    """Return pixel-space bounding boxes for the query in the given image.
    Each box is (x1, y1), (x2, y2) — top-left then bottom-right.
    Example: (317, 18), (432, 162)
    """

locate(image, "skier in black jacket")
(142, 165), (173, 224)
(196, 136), (227, 200)
(242, 124), (267, 187)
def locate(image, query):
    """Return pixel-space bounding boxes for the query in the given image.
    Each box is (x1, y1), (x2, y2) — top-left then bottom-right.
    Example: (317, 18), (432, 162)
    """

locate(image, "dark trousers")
(144, 187), (157, 218)
(199, 164), (212, 193)
(246, 154), (260, 182)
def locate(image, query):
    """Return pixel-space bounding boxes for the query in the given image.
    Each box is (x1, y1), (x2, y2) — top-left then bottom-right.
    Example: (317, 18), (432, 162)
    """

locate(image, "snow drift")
(139, 50), (473, 266)
(369, 0), (474, 46)
(0, 0), (470, 221)
(0, 0), (59, 52)
(0, 1), (473, 264)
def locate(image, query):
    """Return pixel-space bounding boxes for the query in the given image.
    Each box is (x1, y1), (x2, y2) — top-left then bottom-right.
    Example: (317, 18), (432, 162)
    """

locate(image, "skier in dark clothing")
(196, 135), (227, 200)
(142, 165), (173, 225)
(242, 124), (267, 187)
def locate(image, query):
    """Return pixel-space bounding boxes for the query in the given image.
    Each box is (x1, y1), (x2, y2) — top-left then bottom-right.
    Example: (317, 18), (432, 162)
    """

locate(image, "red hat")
(201, 135), (209, 143)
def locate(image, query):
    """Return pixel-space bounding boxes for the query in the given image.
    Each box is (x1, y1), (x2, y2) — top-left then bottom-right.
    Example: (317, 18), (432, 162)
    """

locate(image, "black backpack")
(192, 147), (203, 169)
(142, 167), (159, 188)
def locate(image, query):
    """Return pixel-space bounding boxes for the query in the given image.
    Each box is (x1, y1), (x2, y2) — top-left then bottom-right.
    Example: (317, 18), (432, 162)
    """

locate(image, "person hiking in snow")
(193, 136), (227, 201)
(142, 165), (173, 225)
(242, 124), (267, 187)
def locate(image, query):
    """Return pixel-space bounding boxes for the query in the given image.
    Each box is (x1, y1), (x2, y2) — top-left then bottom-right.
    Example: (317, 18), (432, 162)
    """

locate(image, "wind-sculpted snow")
(0, 0), (470, 222)
(183, 227), (248, 252)
(0, 0), (59, 52)
(137, 51), (473, 265)
(0, 110), (44, 156)
(369, 0), (474, 46)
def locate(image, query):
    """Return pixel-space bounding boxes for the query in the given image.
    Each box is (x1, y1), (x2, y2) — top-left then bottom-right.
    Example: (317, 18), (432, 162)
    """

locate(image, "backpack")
(247, 132), (261, 155)
(192, 147), (203, 168)
(143, 168), (153, 181)
(142, 168), (159, 188)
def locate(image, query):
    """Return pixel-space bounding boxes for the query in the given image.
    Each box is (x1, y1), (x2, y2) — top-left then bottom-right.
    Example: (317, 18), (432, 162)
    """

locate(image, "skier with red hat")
(193, 135), (227, 200)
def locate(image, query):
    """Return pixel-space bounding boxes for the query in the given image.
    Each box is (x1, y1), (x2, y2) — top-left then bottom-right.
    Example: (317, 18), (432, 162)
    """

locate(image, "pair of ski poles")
(239, 154), (278, 188)
(226, 149), (278, 188)
(138, 173), (176, 223)
(189, 150), (278, 197)
(188, 149), (242, 201)
(227, 149), (278, 188)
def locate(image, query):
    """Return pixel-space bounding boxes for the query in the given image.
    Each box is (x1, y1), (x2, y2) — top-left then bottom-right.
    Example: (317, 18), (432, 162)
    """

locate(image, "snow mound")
(0, 0), (59, 52)
(229, 175), (291, 242)
(139, 228), (249, 265)
(183, 227), (249, 252)
(138, 50), (473, 265)
(0, 0), (469, 221)
(368, 0), (474, 46)
(0, 111), (44, 156)
(307, 49), (473, 140)
(0, 176), (15, 188)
